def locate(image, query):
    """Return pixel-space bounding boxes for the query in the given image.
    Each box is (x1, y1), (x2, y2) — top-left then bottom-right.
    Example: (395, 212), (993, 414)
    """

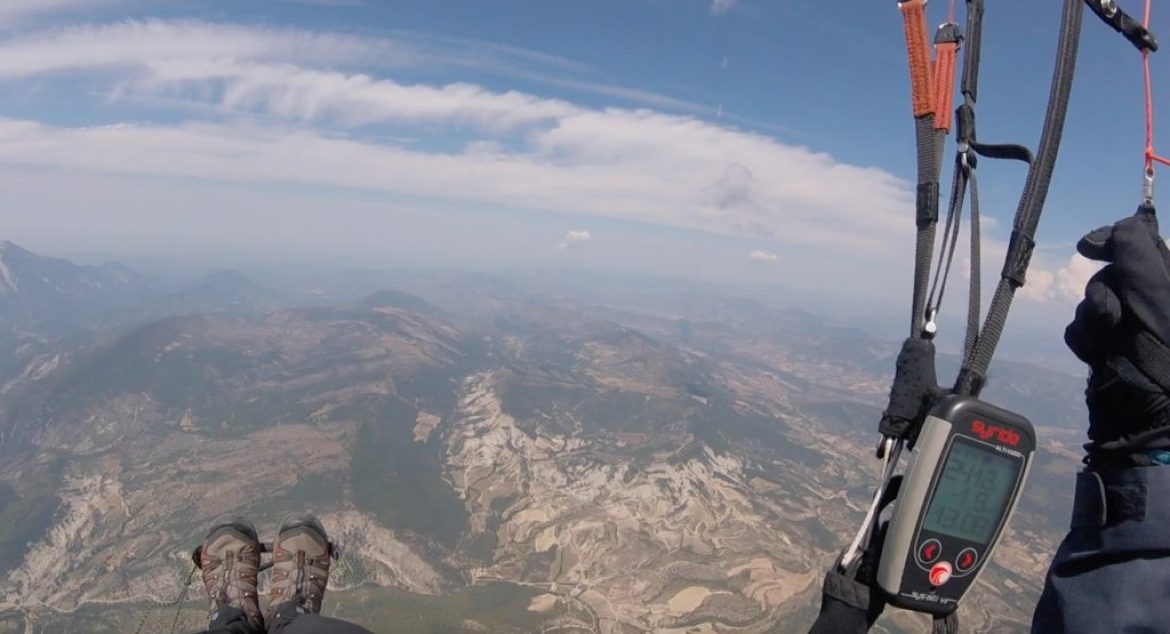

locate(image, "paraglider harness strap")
(817, 0), (1162, 631)
(1072, 466), (1170, 528)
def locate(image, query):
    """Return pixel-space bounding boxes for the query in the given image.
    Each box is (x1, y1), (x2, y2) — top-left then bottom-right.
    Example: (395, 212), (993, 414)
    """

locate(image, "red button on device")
(918, 538), (942, 564)
(929, 562), (953, 587)
(956, 548), (978, 573)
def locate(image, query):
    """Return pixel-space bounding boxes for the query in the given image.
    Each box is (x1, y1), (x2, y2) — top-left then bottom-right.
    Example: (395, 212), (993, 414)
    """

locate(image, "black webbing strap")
(965, 168), (982, 358)
(955, 0), (1086, 396)
(880, 6), (958, 445)
(954, 0), (1031, 164)
(898, 0), (951, 339)
(889, 0), (1034, 440)
(810, 477), (902, 634)
(878, 6), (955, 446)
(823, 2), (1088, 631)
(910, 119), (947, 338)
(924, 154), (966, 326)
(953, 0), (1030, 362)
(808, 568), (883, 634)
(932, 613), (961, 634)
(1085, 0), (1158, 52)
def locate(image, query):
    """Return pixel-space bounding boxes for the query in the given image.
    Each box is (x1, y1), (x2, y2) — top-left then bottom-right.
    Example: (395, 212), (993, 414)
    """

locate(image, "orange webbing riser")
(900, 0), (935, 117)
(932, 40), (958, 131)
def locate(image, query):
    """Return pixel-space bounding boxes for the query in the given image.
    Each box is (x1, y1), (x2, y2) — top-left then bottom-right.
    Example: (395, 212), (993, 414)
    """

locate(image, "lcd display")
(921, 438), (1020, 543)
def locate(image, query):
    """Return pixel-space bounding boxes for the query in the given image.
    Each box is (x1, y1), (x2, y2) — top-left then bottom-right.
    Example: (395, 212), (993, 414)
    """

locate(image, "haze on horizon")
(0, 0), (1163, 348)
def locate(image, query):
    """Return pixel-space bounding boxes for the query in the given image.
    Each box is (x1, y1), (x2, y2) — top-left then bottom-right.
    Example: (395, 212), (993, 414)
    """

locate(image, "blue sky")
(0, 0), (1165, 327)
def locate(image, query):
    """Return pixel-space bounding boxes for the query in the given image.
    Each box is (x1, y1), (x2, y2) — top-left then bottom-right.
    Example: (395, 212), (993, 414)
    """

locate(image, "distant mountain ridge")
(0, 245), (1086, 633)
(0, 241), (152, 333)
(0, 241), (324, 384)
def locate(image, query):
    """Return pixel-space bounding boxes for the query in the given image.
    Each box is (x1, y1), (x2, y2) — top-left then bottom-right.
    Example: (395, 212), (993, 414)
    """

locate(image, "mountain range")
(0, 242), (1089, 633)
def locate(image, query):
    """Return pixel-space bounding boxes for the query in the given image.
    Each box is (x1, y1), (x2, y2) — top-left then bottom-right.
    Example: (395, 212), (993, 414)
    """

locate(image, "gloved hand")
(1064, 204), (1170, 462)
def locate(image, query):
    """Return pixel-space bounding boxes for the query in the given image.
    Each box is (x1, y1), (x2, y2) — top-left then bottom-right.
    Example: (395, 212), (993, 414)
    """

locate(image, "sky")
(0, 0), (1166, 343)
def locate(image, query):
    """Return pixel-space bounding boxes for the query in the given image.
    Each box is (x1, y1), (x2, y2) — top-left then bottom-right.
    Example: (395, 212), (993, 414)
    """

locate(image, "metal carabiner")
(957, 141), (972, 172)
(1144, 165), (1156, 205)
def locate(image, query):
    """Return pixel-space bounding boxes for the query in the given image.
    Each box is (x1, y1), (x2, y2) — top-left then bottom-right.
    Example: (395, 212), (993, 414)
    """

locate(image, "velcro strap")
(916, 182), (939, 228)
(956, 103), (975, 144)
(878, 337), (939, 440)
(1002, 229), (1035, 287)
(1130, 330), (1170, 394)
(822, 568), (871, 610)
(1071, 467), (1170, 528)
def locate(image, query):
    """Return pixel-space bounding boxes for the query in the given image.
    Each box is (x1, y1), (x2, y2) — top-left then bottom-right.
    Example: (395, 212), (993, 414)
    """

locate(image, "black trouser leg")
(203, 606), (263, 634)
(267, 601), (375, 634)
(274, 614), (376, 634)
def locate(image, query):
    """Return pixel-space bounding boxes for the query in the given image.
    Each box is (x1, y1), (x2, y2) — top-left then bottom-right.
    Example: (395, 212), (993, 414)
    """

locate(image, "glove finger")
(1108, 210), (1170, 343)
(1077, 224), (1117, 262)
(1065, 272), (1121, 364)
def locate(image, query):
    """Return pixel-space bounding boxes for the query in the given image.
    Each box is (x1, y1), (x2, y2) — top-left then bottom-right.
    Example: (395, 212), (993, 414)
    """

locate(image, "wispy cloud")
(138, 59), (580, 130)
(0, 19), (707, 118)
(0, 19), (912, 264)
(748, 250), (778, 262)
(0, 20), (414, 79)
(711, 0), (738, 15)
(555, 230), (592, 250)
(516, 73), (714, 115)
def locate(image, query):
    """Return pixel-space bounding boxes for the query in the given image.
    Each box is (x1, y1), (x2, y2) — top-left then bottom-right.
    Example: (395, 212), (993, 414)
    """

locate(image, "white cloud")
(1020, 240), (1170, 305)
(0, 20), (409, 79)
(0, 20), (914, 265)
(0, 20), (701, 114)
(555, 230), (592, 250)
(711, 0), (738, 15)
(749, 250), (778, 262)
(707, 163), (753, 210)
(139, 59), (579, 131)
(1020, 253), (1101, 304)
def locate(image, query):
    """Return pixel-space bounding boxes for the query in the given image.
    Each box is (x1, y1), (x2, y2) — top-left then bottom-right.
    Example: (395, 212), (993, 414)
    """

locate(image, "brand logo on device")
(971, 420), (1020, 446)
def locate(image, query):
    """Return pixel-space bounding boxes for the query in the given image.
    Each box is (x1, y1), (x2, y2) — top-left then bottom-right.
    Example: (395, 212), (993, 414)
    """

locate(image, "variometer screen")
(920, 438), (1019, 543)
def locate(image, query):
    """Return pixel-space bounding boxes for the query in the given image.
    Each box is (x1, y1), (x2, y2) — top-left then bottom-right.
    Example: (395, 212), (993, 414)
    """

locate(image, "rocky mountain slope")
(0, 248), (1087, 633)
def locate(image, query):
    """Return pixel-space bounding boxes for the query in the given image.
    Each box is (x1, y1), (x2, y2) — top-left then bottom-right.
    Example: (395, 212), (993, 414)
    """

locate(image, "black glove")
(1065, 204), (1170, 462)
(808, 530), (887, 634)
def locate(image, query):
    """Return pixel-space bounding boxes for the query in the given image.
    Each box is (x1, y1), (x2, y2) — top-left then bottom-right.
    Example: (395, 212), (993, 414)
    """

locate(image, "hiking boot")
(266, 514), (331, 622)
(200, 515), (264, 631)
